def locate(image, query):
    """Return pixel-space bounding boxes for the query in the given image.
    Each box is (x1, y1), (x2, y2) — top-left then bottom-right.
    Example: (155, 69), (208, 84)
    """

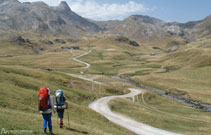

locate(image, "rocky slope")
(95, 15), (211, 41)
(0, 0), (210, 40)
(0, 0), (101, 36)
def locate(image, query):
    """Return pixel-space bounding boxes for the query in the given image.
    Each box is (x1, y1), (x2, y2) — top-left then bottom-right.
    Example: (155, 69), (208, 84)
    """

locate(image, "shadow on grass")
(33, 131), (58, 135)
(66, 127), (89, 134)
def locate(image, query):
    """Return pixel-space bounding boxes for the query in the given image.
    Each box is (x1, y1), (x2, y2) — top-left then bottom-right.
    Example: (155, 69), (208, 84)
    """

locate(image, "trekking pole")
(55, 106), (58, 124)
(56, 112), (58, 124)
(67, 109), (70, 128)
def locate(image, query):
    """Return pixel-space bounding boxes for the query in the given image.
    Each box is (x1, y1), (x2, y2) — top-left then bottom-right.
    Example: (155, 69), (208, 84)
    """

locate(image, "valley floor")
(0, 33), (211, 135)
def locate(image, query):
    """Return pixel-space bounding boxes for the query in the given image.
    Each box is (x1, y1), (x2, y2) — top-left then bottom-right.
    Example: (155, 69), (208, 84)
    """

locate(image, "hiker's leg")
(61, 118), (63, 125)
(57, 111), (60, 125)
(57, 110), (64, 128)
(47, 113), (52, 132)
(42, 113), (47, 130)
(61, 110), (64, 125)
(59, 117), (62, 127)
(59, 118), (63, 126)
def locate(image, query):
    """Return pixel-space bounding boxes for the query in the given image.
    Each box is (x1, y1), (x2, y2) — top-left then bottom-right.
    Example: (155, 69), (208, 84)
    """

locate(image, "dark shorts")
(57, 109), (64, 118)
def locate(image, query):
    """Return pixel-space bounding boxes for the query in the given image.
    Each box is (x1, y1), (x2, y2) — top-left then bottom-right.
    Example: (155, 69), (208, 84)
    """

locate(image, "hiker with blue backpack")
(54, 89), (68, 128)
(38, 88), (55, 135)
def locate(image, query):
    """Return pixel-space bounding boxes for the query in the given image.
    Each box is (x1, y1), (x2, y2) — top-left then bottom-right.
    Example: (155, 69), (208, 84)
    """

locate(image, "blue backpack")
(55, 90), (64, 106)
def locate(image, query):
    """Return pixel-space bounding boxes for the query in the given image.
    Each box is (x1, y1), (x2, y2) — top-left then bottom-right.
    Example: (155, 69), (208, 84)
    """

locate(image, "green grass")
(110, 92), (211, 135)
(0, 65), (135, 135)
(1, 32), (211, 135)
(131, 66), (211, 103)
(98, 52), (104, 60)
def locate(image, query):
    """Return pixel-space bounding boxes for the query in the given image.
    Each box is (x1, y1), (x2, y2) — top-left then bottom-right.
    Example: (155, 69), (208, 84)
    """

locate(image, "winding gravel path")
(89, 88), (181, 135)
(72, 50), (92, 68)
(69, 50), (182, 135)
(68, 50), (101, 84)
(67, 73), (101, 84)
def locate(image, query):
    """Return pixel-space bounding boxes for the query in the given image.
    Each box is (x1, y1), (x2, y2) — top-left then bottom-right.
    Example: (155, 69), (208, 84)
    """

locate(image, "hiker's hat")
(56, 90), (62, 98)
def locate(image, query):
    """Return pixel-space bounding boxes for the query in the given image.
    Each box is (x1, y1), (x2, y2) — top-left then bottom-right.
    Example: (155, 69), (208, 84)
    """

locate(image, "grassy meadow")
(0, 31), (211, 135)
(0, 33), (135, 135)
(110, 91), (211, 135)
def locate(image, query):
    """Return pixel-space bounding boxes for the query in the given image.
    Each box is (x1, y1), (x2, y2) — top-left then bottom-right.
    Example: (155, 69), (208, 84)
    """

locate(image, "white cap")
(56, 92), (61, 98)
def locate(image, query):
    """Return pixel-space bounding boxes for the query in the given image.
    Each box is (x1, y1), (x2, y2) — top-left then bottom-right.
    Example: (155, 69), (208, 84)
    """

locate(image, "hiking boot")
(49, 131), (53, 135)
(59, 122), (63, 128)
(43, 128), (47, 134)
(60, 125), (63, 128)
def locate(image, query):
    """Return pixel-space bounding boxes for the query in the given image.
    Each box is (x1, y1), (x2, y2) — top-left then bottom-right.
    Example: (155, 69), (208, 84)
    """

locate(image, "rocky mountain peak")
(128, 15), (163, 25)
(0, 0), (19, 4)
(57, 1), (71, 12)
(0, 0), (101, 35)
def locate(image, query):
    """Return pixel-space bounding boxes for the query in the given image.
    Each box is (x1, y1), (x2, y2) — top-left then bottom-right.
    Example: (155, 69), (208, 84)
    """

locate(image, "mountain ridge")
(0, 0), (101, 36)
(0, 0), (210, 39)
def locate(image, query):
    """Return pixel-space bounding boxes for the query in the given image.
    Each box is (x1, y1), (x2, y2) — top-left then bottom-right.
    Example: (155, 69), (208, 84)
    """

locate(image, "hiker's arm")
(50, 96), (55, 112)
(64, 101), (68, 109)
(64, 97), (68, 109)
(64, 96), (68, 105)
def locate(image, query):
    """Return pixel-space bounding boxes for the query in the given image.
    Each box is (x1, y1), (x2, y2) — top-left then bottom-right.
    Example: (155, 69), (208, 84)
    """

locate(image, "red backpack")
(38, 88), (50, 111)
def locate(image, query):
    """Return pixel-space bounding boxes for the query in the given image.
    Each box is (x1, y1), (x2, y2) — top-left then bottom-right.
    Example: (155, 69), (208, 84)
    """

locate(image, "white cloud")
(19, 0), (62, 6)
(19, 0), (150, 21)
(70, 0), (149, 20)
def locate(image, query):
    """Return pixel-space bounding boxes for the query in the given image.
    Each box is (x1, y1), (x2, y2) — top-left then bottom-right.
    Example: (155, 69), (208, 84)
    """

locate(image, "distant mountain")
(0, 0), (210, 39)
(0, 0), (101, 36)
(95, 15), (170, 41)
(95, 15), (211, 41)
(163, 15), (211, 38)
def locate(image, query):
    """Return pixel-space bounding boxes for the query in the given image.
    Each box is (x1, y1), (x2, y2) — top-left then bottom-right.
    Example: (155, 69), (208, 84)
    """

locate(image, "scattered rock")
(115, 36), (140, 47)
(128, 40), (140, 47)
(9, 34), (32, 46)
(152, 47), (161, 49)
(44, 40), (54, 45)
(115, 36), (130, 42)
(54, 39), (66, 44)
(61, 46), (80, 50)
(41, 68), (53, 71)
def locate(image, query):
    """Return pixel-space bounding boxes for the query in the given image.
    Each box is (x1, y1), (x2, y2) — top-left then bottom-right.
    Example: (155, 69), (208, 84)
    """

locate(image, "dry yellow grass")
(0, 31), (211, 135)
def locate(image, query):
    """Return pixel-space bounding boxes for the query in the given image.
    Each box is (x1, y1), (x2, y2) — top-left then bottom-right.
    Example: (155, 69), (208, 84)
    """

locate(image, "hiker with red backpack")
(54, 89), (68, 128)
(38, 88), (55, 135)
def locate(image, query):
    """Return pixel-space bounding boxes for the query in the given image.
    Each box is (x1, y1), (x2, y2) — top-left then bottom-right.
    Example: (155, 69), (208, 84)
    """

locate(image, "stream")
(113, 76), (211, 112)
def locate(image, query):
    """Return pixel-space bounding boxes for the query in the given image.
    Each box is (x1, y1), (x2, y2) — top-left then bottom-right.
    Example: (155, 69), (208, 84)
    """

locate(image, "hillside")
(0, 0), (210, 40)
(0, 30), (211, 134)
(0, 0), (101, 36)
(0, 33), (136, 135)
(0, 1), (211, 135)
(95, 15), (211, 42)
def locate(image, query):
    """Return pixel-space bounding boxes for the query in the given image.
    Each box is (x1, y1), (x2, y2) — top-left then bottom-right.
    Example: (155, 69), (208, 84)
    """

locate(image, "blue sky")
(138, 0), (211, 22)
(19, 0), (211, 23)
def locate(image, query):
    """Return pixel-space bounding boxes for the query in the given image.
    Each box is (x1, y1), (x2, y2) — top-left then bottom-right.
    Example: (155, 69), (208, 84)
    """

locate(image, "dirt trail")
(72, 50), (92, 69)
(89, 88), (181, 135)
(68, 50), (182, 135)
(67, 73), (101, 84)
(68, 50), (101, 84)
